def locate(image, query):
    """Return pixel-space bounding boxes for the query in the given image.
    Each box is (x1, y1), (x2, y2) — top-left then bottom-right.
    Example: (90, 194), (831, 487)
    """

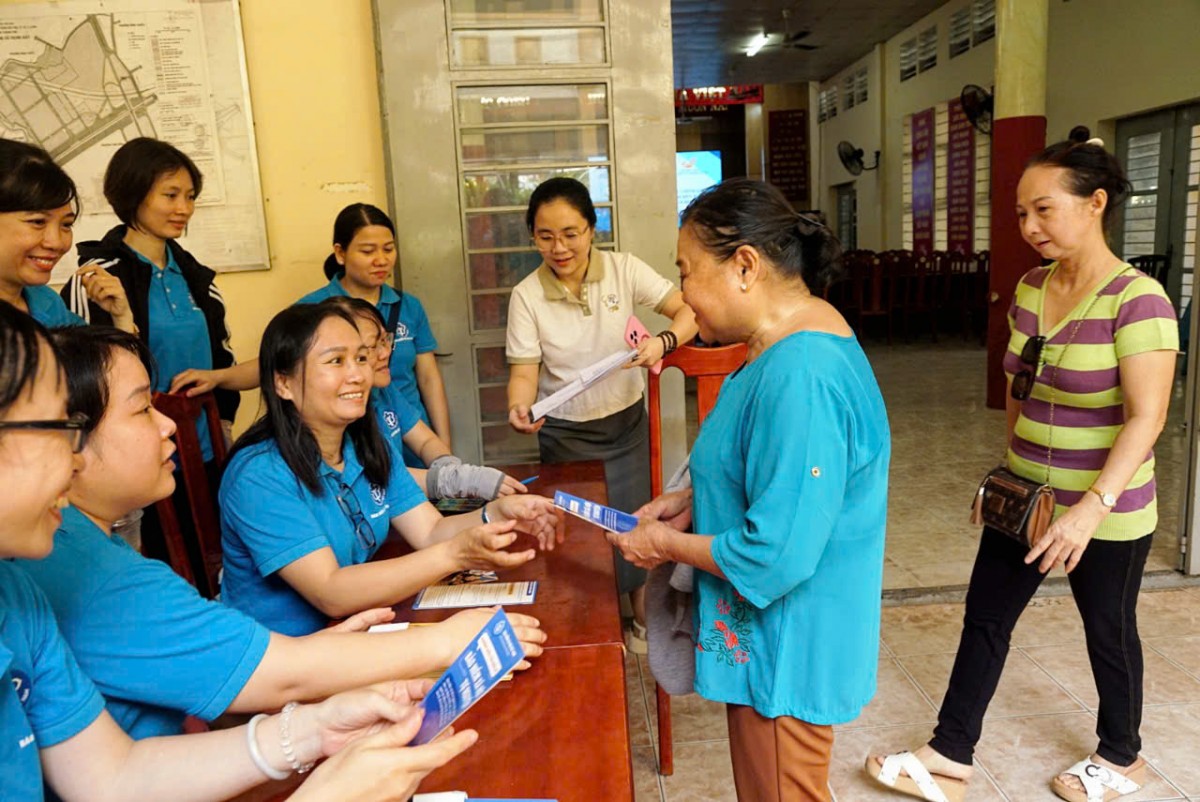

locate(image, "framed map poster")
(0, 0), (270, 278)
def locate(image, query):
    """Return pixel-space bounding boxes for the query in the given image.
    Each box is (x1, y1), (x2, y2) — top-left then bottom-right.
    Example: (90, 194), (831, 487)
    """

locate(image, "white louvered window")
(1122, 132), (1162, 259)
(902, 115), (914, 249)
(1182, 124), (1199, 306)
(818, 86), (839, 122)
(934, 102), (949, 250)
(973, 0), (996, 46)
(899, 38), (918, 82)
(842, 74), (856, 111)
(918, 26), (938, 73)
(949, 8), (972, 58)
(854, 67), (868, 105)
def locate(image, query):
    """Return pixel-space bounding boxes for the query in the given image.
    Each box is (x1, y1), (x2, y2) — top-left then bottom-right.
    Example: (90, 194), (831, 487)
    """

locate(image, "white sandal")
(1051, 757), (1146, 802)
(865, 752), (968, 802)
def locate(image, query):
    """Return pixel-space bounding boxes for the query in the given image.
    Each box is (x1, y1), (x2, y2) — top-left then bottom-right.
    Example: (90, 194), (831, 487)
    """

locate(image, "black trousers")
(929, 526), (1152, 767)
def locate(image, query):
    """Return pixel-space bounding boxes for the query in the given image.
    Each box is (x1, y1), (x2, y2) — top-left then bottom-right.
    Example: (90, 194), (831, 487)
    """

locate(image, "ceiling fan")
(749, 9), (819, 55)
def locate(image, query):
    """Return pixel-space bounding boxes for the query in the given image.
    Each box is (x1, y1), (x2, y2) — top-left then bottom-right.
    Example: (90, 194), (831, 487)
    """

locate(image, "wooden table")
(379, 461), (625, 650)
(416, 643), (633, 801)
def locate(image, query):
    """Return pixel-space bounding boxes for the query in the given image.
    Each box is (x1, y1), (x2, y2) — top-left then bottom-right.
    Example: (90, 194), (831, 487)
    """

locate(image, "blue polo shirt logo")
(11, 670), (31, 704)
(395, 322), (411, 342)
(370, 484), (387, 507)
(383, 410), (398, 432)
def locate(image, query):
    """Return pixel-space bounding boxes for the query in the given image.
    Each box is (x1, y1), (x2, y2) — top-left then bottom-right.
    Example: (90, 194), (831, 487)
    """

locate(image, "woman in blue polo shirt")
(0, 139), (133, 331)
(220, 302), (560, 636)
(0, 302), (477, 801)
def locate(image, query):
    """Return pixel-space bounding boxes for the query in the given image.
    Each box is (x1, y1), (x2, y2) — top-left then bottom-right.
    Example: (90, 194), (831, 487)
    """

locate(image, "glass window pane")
(467, 211), (531, 250)
(475, 345), (509, 384)
(464, 166), (611, 208)
(469, 251), (542, 290)
(472, 293), (511, 330)
(451, 28), (606, 68)
(460, 124), (609, 166)
(457, 84), (607, 126)
(450, 0), (604, 25)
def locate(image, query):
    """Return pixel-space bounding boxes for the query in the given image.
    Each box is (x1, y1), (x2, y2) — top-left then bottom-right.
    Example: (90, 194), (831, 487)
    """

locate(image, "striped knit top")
(1003, 263), (1178, 541)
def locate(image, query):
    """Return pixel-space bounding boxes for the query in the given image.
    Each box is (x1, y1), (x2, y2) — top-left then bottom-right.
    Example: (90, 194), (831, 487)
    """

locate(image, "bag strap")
(1043, 265), (1131, 482)
(385, 297), (401, 339)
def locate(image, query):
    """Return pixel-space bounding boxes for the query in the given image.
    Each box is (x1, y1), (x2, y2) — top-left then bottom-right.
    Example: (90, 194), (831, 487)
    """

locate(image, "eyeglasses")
(533, 229), (588, 251)
(1011, 335), (1046, 401)
(328, 477), (377, 550)
(376, 332), (395, 355)
(0, 412), (89, 453)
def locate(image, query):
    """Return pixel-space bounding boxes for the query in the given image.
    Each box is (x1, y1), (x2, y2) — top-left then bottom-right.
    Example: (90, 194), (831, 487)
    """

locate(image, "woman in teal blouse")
(612, 178), (890, 801)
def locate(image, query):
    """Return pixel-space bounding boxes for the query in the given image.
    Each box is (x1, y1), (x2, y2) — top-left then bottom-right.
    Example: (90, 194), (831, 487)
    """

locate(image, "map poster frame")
(0, 0), (271, 278)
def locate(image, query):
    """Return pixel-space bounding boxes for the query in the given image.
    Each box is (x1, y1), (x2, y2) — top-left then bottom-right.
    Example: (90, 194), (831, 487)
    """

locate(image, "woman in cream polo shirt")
(506, 177), (697, 623)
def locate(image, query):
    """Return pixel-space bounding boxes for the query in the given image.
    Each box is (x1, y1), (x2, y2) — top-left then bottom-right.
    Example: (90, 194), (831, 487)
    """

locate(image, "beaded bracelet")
(657, 330), (678, 356)
(279, 701), (315, 775)
(246, 713), (290, 781)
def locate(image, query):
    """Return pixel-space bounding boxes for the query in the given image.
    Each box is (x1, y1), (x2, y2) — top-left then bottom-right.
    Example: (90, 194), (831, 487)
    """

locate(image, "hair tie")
(1086, 137), (1105, 148)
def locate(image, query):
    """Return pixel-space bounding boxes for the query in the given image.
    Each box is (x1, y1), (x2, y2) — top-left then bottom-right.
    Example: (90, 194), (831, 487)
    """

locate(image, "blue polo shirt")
(18, 506), (271, 739)
(690, 332), (890, 725)
(22, 285), (84, 328)
(0, 561), (105, 801)
(374, 382), (423, 446)
(139, 248), (215, 461)
(296, 277), (438, 466)
(220, 436), (428, 635)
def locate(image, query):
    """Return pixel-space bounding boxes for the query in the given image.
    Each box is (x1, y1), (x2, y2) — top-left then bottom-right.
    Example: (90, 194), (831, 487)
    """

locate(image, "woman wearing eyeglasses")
(219, 302), (561, 637)
(868, 128), (1178, 802)
(0, 301), (478, 801)
(506, 177), (697, 640)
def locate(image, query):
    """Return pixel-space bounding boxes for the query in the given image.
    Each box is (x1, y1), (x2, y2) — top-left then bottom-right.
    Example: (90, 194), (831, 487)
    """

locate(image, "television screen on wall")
(676, 150), (723, 220)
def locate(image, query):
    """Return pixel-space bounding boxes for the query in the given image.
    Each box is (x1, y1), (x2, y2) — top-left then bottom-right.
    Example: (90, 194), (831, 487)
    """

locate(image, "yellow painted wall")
(216, 0), (388, 432)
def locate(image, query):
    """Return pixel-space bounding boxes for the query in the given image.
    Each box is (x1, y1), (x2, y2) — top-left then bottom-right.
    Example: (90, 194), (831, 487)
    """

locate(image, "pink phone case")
(624, 315), (664, 375)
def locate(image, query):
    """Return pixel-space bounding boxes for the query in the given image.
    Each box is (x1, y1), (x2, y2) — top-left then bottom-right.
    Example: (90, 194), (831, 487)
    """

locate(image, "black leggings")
(929, 526), (1152, 767)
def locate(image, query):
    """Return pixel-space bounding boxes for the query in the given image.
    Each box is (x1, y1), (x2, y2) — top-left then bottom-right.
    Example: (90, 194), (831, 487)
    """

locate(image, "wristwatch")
(1089, 486), (1118, 509)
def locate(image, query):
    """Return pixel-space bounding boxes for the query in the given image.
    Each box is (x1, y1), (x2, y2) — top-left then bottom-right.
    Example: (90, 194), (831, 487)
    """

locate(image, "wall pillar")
(986, 0), (1048, 408)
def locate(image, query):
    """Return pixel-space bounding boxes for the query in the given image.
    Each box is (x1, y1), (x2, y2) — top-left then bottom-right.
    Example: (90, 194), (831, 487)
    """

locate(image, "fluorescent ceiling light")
(746, 33), (769, 57)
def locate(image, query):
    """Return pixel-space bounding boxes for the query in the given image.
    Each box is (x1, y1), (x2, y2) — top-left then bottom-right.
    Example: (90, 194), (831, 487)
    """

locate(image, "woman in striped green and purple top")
(869, 126), (1178, 802)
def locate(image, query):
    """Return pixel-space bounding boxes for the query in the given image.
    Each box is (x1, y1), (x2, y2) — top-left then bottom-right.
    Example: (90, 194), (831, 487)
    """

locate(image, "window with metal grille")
(1181, 124), (1199, 305)
(972, 0), (996, 46)
(949, 8), (972, 58)
(899, 38), (918, 82)
(918, 26), (938, 73)
(854, 67), (868, 106)
(842, 74), (856, 111)
(1122, 132), (1163, 260)
(818, 86), (839, 122)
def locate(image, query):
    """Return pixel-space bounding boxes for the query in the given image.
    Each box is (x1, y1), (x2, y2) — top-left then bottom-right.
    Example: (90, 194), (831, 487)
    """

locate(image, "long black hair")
(0, 139), (78, 214)
(230, 303), (391, 494)
(48, 326), (154, 436)
(680, 178), (843, 292)
(1026, 125), (1132, 235)
(323, 203), (398, 282)
(0, 300), (60, 415)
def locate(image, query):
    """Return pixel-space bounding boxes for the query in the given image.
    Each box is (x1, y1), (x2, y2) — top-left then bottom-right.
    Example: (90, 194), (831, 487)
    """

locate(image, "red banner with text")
(911, 107), (935, 254)
(947, 98), (976, 254)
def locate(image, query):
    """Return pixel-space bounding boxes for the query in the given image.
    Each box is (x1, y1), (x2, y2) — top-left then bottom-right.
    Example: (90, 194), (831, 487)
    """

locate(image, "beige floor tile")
(908, 559), (983, 588)
(880, 602), (967, 657)
(1147, 636), (1200, 681)
(639, 669), (729, 746)
(1023, 644), (1200, 709)
(660, 740), (737, 802)
(883, 560), (923, 590)
(831, 724), (1008, 801)
(1011, 595), (1088, 648)
(1139, 704), (1200, 797)
(1138, 590), (1200, 640)
(633, 746), (664, 802)
(838, 656), (938, 732)
(899, 650), (1084, 718)
(974, 711), (1182, 801)
(628, 654), (652, 750)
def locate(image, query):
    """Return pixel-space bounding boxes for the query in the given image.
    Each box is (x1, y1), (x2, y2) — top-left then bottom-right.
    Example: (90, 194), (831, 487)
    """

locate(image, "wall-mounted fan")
(837, 141), (880, 176)
(960, 84), (994, 135)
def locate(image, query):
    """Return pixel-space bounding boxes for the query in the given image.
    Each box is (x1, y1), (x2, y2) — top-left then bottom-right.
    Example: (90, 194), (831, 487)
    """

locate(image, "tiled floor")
(635, 341), (1200, 800)
(628, 587), (1200, 801)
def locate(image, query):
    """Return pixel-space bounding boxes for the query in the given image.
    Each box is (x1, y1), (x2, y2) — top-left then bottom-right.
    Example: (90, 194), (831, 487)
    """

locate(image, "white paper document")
(412, 581), (539, 610)
(530, 349), (636, 421)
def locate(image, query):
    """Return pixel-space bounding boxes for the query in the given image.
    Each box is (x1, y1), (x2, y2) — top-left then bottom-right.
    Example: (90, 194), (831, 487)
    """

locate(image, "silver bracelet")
(246, 713), (290, 781)
(481, 503), (491, 524)
(279, 701), (315, 775)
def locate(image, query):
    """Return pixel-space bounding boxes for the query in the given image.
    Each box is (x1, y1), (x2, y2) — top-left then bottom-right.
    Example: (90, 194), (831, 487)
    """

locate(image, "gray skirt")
(538, 399), (652, 595)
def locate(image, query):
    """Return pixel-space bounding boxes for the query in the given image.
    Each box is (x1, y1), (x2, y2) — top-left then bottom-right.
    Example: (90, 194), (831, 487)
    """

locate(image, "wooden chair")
(1130, 254), (1170, 288)
(152, 391), (229, 599)
(646, 342), (748, 776)
(895, 250), (940, 341)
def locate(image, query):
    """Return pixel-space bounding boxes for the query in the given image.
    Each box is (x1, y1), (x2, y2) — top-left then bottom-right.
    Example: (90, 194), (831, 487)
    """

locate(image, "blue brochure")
(413, 608), (525, 745)
(552, 490), (639, 534)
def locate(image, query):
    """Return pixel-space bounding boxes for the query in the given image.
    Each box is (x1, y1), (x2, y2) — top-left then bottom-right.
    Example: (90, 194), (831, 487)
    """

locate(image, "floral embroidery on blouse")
(702, 591), (753, 666)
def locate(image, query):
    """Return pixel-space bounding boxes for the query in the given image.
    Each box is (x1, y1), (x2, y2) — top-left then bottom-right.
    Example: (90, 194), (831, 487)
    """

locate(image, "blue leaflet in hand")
(552, 490), (639, 534)
(413, 607), (525, 745)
